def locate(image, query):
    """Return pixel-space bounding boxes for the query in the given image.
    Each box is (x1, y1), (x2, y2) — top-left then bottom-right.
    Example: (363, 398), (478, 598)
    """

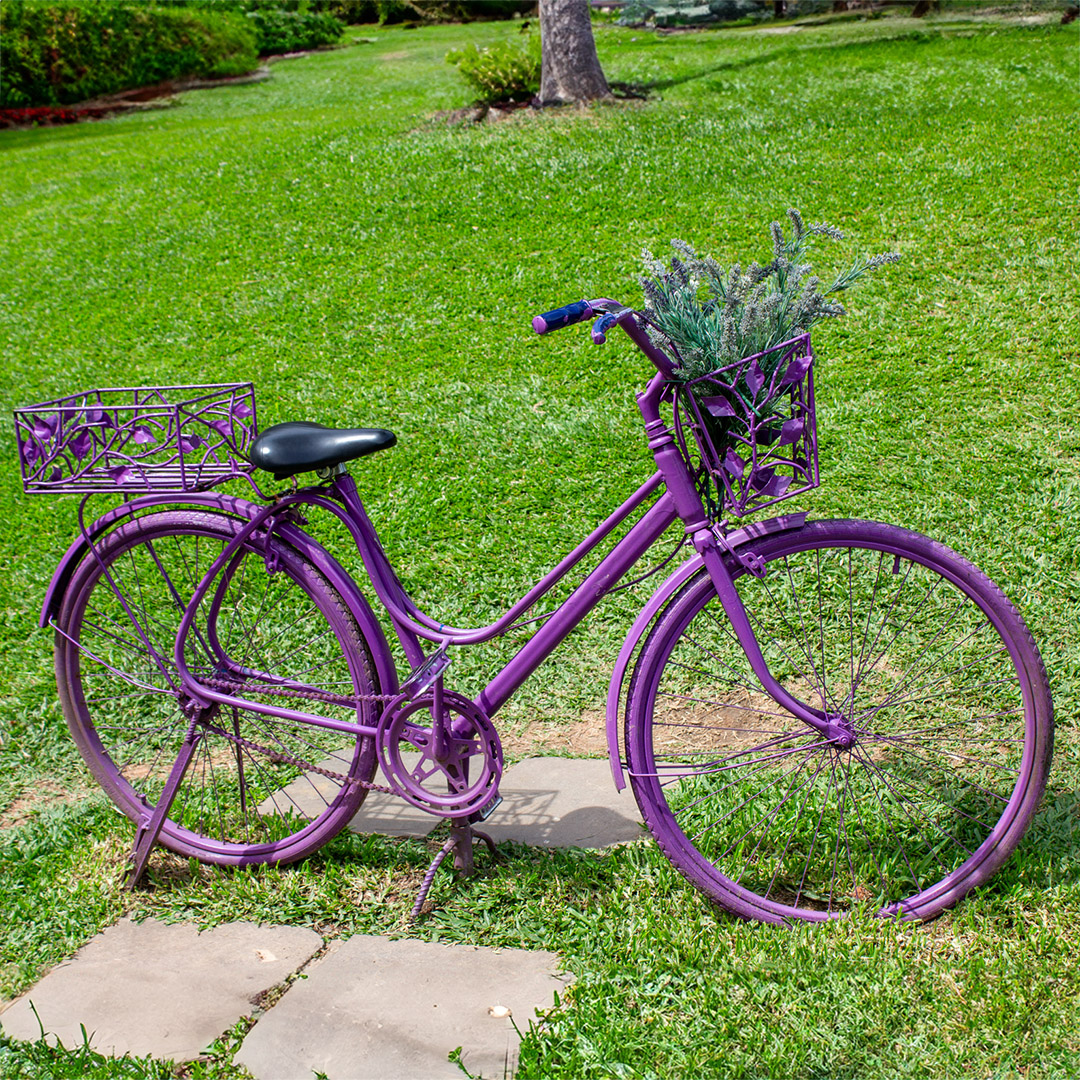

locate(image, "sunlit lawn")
(1, 8), (1078, 1077)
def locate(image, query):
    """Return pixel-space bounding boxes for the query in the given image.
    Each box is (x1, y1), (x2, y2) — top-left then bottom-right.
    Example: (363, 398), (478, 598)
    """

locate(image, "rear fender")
(42, 493), (400, 698)
(605, 513), (807, 790)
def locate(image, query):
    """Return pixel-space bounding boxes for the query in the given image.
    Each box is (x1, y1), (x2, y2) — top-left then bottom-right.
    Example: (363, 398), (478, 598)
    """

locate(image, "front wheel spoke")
(861, 647), (1011, 729)
(861, 751), (997, 834)
(723, 746), (830, 886)
(793, 751), (838, 907)
(679, 742), (821, 844)
(859, 614), (994, 719)
(863, 732), (1015, 795)
(653, 732), (827, 789)
(853, 745), (973, 875)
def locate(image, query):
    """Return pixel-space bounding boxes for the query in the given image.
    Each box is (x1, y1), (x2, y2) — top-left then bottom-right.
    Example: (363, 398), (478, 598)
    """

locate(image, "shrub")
(0, 1), (259, 107)
(446, 33), (540, 103)
(150, 1), (345, 52)
(244, 6), (343, 52)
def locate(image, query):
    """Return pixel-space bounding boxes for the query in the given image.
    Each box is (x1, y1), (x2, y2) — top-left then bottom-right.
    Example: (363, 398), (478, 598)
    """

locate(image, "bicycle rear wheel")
(55, 508), (380, 866)
(626, 519), (1053, 923)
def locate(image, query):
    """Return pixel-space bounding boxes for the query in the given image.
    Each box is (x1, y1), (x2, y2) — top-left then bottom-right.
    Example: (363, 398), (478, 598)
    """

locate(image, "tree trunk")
(538, 0), (611, 106)
(774, 0), (787, 16)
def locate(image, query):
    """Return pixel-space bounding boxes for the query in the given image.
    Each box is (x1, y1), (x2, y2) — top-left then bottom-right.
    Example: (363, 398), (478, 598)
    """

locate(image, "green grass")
(1, 8), (1079, 1078)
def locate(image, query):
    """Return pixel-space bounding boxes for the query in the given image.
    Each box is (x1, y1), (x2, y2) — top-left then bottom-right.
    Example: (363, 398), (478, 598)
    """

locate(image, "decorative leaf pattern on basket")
(13, 385), (258, 493)
(677, 334), (818, 518)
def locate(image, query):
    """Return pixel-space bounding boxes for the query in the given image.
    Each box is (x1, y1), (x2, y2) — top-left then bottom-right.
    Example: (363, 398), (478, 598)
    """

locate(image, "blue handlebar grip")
(591, 312), (619, 344)
(532, 300), (593, 335)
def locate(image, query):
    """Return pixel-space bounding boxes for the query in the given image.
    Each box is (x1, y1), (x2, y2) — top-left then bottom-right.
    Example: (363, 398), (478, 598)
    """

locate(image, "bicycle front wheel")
(55, 508), (380, 866)
(626, 519), (1053, 923)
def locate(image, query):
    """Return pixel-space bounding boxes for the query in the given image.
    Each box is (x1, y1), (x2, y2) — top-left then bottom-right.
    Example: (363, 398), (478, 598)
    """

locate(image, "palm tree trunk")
(538, 0), (612, 106)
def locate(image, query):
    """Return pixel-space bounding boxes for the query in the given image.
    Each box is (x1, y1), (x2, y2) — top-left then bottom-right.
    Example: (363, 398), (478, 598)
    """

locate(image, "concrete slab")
(234, 935), (569, 1080)
(480, 757), (644, 848)
(0, 919), (321, 1061)
(261, 754), (644, 847)
(259, 752), (439, 838)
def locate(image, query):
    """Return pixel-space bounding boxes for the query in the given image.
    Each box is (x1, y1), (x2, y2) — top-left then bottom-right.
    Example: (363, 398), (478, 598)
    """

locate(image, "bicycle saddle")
(249, 422), (396, 479)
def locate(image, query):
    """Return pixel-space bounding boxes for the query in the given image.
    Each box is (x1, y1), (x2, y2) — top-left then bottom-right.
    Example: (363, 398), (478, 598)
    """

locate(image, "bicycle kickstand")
(125, 720), (202, 889)
(408, 821), (499, 925)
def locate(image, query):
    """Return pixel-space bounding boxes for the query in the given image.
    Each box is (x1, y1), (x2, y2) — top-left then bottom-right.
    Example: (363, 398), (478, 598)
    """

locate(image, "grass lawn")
(1, 7), (1079, 1077)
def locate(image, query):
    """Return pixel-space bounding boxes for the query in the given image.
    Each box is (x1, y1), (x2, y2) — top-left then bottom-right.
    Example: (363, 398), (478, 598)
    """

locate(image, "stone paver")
(234, 935), (570, 1080)
(0, 919), (321, 1061)
(480, 757), (644, 847)
(265, 754), (643, 847)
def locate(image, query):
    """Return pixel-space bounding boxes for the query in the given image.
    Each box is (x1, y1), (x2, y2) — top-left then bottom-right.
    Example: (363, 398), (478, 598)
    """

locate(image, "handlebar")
(531, 297), (677, 378)
(531, 300), (595, 335)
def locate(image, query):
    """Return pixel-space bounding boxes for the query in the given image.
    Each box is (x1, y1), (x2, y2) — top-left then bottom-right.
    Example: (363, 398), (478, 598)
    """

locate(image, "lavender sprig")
(638, 209), (900, 387)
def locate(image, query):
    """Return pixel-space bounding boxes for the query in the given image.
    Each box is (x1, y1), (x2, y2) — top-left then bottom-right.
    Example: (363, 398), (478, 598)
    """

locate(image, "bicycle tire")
(54, 508), (380, 866)
(625, 519), (1053, 923)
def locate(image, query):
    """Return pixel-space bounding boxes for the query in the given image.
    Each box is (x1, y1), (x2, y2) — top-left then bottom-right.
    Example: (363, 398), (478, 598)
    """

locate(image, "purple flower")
(724, 449), (746, 479)
(779, 353), (812, 387)
(701, 395), (736, 419)
(85, 408), (114, 429)
(750, 467), (791, 499)
(777, 418), (805, 446)
(32, 414), (60, 442)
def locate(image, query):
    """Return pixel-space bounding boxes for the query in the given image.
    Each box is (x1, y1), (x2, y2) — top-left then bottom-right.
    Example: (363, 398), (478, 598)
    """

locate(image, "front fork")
(640, 397), (854, 749)
(692, 526), (855, 748)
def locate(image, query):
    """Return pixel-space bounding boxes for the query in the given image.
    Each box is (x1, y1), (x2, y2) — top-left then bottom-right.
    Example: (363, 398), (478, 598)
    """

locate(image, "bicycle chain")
(194, 675), (397, 794)
(199, 674), (396, 711)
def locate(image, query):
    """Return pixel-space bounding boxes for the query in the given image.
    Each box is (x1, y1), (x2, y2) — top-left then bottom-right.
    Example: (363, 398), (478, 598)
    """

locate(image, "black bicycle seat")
(249, 422), (396, 480)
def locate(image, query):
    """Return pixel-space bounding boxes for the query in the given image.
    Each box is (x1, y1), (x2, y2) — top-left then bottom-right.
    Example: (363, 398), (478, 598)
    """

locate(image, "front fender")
(42, 492), (400, 698)
(605, 513), (807, 791)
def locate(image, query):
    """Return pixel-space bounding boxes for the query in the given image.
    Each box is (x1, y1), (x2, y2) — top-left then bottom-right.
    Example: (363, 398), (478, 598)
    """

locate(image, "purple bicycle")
(16, 299), (1053, 925)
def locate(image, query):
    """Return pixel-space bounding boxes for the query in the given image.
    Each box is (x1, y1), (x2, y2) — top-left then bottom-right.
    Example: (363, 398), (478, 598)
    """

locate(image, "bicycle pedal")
(469, 793), (502, 823)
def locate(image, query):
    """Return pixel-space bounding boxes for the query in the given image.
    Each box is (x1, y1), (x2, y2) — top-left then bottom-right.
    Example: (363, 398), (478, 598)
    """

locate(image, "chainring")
(376, 690), (502, 819)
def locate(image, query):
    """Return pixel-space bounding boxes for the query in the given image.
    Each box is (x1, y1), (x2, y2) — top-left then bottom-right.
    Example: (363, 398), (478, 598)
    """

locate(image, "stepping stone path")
(1, 757), (640, 1077)
(236, 936), (570, 1080)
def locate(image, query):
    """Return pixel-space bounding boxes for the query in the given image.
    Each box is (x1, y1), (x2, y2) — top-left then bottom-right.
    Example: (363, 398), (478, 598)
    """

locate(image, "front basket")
(674, 334), (819, 518)
(15, 383), (257, 494)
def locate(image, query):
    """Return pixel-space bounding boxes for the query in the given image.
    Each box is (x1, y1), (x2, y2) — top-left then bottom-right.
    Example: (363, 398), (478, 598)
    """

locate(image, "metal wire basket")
(673, 333), (819, 518)
(15, 383), (257, 494)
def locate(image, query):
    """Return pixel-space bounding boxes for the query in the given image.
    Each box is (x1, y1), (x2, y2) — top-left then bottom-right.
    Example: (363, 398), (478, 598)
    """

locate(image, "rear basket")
(674, 334), (819, 518)
(15, 383), (257, 494)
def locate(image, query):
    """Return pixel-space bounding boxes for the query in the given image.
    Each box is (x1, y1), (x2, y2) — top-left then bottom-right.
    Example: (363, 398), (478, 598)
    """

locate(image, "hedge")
(0, 1), (260, 107)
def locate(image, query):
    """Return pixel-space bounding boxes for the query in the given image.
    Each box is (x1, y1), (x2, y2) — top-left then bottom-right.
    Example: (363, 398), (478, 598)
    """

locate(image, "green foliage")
(243, 6), (343, 52)
(0, 1), (258, 107)
(641, 211), (900, 384)
(446, 31), (539, 102)
(147, 0), (345, 52)
(0, 1028), (176, 1079)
